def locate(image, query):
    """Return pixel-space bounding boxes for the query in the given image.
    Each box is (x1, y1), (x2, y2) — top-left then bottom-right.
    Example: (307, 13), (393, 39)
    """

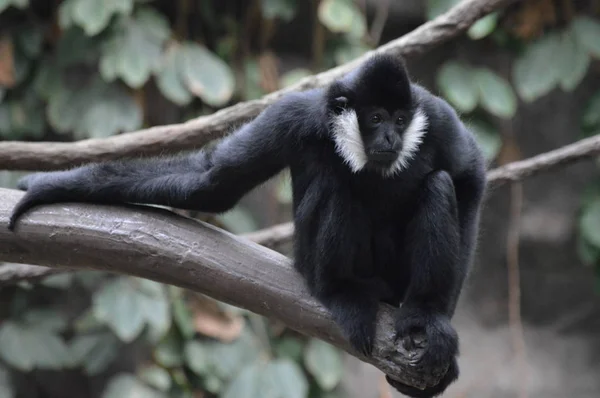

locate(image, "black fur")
(8, 54), (486, 398)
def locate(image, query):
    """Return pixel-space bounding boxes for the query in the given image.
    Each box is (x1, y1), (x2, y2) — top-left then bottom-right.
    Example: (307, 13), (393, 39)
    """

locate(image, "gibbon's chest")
(290, 137), (431, 215)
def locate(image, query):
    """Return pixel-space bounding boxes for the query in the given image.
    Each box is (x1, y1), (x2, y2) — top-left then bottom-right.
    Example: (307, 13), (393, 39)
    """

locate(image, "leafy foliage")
(93, 278), (170, 343)
(0, 0), (28, 13)
(59, 0), (135, 36)
(261, 0), (298, 22)
(437, 61), (516, 118)
(304, 339), (344, 391)
(318, 0), (366, 38)
(102, 373), (166, 398)
(100, 8), (170, 88)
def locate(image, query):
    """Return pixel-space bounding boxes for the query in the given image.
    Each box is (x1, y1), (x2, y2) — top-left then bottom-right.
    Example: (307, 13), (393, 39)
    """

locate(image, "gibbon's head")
(326, 54), (428, 177)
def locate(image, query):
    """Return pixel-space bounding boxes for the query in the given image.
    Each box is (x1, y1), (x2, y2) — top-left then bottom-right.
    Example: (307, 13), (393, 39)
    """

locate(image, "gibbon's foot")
(394, 305), (459, 371)
(386, 357), (459, 398)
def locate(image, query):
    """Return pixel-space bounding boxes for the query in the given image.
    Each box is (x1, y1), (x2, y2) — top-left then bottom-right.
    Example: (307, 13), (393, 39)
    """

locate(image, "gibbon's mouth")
(368, 150), (398, 164)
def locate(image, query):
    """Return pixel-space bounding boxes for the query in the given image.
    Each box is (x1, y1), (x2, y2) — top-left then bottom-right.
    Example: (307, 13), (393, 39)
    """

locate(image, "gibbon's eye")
(396, 116), (405, 125)
(370, 114), (382, 124)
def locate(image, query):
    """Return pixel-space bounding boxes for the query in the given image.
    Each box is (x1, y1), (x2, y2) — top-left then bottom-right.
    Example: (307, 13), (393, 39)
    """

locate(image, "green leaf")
(186, 332), (260, 381)
(304, 339), (343, 391)
(41, 273), (74, 289)
(70, 332), (120, 375)
(184, 341), (210, 376)
(475, 68), (517, 118)
(154, 330), (184, 367)
(0, 322), (72, 371)
(244, 59), (266, 100)
(0, 322), (33, 370)
(279, 68), (312, 89)
(513, 33), (562, 102)
(318, 0), (365, 37)
(22, 308), (68, 332)
(0, 91), (45, 139)
(54, 27), (103, 67)
(207, 332), (261, 379)
(138, 366), (172, 392)
(59, 0), (134, 36)
(172, 294), (195, 340)
(223, 359), (308, 398)
(14, 23), (44, 58)
(100, 8), (170, 88)
(580, 200), (600, 248)
(261, 0), (297, 22)
(436, 61), (478, 113)
(333, 40), (370, 65)
(156, 44), (193, 106)
(468, 12), (498, 40)
(0, 0), (28, 13)
(276, 171), (293, 204)
(558, 27), (590, 91)
(222, 362), (262, 398)
(274, 337), (304, 362)
(48, 78), (142, 139)
(102, 374), (166, 398)
(572, 16), (600, 58)
(262, 359), (308, 398)
(0, 366), (14, 398)
(467, 119), (502, 161)
(137, 280), (171, 343)
(577, 236), (600, 266)
(179, 42), (235, 107)
(582, 92), (600, 132)
(218, 207), (258, 234)
(426, 0), (460, 20)
(93, 277), (170, 343)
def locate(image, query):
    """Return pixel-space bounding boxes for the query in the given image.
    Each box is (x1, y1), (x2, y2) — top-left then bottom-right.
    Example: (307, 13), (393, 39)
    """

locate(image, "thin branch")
(506, 182), (529, 398)
(369, 0), (391, 46)
(0, 0), (520, 171)
(486, 134), (600, 186)
(0, 188), (444, 390)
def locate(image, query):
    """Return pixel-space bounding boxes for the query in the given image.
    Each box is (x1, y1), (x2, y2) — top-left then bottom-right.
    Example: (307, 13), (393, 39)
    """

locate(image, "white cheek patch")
(331, 110), (368, 173)
(384, 107), (429, 177)
(330, 107), (429, 177)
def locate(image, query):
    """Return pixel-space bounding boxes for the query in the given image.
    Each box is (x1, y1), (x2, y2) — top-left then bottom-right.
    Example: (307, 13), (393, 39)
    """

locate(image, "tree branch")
(0, 0), (520, 171)
(0, 188), (442, 390)
(486, 134), (600, 186)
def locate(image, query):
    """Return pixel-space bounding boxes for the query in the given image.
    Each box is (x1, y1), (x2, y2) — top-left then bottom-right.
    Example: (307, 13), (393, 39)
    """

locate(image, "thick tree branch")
(0, 0), (520, 171)
(0, 188), (442, 390)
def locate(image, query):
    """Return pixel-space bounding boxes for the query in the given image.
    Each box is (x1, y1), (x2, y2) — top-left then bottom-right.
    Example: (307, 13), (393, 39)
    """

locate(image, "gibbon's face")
(330, 100), (428, 177)
(328, 55), (428, 177)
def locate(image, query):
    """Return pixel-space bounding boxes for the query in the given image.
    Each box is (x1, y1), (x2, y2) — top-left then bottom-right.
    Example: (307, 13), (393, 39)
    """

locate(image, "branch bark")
(0, 188), (440, 390)
(0, 0), (520, 171)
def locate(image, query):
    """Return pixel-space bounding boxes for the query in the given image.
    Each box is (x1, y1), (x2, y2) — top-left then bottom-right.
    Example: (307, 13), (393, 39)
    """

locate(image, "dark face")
(358, 107), (413, 168)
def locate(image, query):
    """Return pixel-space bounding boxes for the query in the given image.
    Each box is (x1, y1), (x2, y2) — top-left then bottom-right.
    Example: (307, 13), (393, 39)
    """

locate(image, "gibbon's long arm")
(8, 93), (312, 230)
(390, 170), (462, 398)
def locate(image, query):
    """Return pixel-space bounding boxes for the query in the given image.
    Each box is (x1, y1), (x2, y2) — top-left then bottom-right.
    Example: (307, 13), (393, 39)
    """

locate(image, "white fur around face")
(331, 110), (368, 173)
(330, 107), (429, 177)
(384, 107), (428, 177)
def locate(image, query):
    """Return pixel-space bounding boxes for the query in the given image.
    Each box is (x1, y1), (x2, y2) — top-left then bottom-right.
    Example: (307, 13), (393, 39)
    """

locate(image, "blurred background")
(1, 0), (600, 397)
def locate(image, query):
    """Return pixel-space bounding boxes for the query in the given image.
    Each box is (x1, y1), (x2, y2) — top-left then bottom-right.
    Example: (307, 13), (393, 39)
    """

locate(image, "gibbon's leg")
(390, 170), (461, 397)
(305, 197), (394, 357)
(9, 113), (292, 230)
